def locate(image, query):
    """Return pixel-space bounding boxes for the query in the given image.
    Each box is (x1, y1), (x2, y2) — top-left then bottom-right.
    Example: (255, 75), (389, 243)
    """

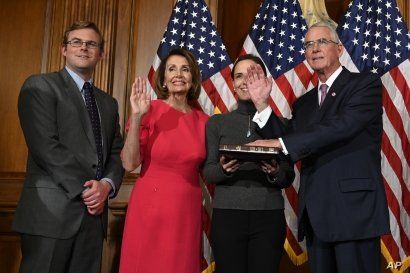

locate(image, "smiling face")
(304, 26), (343, 81)
(163, 55), (193, 96)
(233, 59), (258, 101)
(61, 28), (104, 80)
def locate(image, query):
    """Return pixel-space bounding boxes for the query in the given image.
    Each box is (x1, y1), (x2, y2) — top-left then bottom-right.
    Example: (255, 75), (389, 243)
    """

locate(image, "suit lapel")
(316, 68), (350, 121)
(59, 69), (97, 152)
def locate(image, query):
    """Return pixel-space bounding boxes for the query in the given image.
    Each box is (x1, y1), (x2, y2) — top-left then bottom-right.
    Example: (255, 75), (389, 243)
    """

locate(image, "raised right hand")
(130, 76), (151, 116)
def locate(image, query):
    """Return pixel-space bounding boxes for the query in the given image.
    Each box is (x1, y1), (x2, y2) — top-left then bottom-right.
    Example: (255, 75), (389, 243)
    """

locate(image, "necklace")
(246, 115), (251, 138)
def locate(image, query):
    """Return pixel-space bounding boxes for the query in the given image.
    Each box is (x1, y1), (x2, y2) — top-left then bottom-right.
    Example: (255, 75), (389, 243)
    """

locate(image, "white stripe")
(152, 54), (161, 70)
(381, 150), (410, 241)
(202, 231), (213, 265)
(339, 48), (359, 72)
(383, 111), (410, 192)
(397, 59), (410, 88)
(382, 74), (410, 143)
(198, 86), (215, 115)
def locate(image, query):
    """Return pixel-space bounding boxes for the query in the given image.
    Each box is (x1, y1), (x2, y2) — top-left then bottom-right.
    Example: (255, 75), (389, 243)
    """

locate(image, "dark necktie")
(319, 83), (328, 107)
(83, 82), (103, 180)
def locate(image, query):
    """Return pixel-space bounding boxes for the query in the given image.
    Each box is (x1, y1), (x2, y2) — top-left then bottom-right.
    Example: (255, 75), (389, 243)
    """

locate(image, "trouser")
(19, 212), (104, 273)
(211, 209), (286, 273)
(305, 214), (381, 273)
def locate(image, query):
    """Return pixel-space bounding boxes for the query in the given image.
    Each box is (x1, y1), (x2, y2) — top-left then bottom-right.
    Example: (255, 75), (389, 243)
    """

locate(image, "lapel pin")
(331, 92), (336, 97)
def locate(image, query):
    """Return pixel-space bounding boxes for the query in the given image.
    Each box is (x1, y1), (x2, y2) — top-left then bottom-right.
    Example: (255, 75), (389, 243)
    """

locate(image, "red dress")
(119, 100), (208, 273)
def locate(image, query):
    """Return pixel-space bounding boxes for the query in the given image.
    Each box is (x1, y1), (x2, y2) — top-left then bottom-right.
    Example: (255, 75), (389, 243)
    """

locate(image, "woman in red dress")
(119, 48), (208, 273)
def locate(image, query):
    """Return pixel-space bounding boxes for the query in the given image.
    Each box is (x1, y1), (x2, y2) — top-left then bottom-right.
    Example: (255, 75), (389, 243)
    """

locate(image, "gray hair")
(308, 21), (340, 43)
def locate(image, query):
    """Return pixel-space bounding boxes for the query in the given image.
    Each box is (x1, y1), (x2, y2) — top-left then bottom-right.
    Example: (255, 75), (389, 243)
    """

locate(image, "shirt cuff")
(252, 106), (272, 128)
(101, 178), (116, 198)
(279, 138), (289, 155)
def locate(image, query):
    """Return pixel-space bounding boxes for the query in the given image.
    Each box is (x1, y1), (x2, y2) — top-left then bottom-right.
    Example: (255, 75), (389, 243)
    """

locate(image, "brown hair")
(231, 54), (267, 79)
(62, 21), (104, 51)
(154, 48), (202, 100)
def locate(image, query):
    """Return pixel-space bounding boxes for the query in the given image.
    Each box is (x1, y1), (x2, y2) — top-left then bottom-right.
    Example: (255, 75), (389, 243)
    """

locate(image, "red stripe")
(284, 186), (298, 213)
(202, 78), (228, 113)
(382, 234), (400, 262)
(275, 74), (297, 108)
(389, 65), (410, 115)
(286, 227), (304, 255)
(148, 66), (156, 88)
(382, 132), (410, 216)
(382, 176), (410, 255)
(293, 62), (313, 90)
(382, 86), (410, 169)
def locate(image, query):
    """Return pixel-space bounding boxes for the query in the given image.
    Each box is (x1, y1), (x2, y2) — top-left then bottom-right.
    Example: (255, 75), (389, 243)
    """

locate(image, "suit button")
(92, 164), (97, 168)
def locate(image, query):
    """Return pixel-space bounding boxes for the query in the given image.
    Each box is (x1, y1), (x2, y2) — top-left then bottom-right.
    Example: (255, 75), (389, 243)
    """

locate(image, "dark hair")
(62, 21), (104, 51)
(154, 48), (202, 100)
(231, 54), (267, 78)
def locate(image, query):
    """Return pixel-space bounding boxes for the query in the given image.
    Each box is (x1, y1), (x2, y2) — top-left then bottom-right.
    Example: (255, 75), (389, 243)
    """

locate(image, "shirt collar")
(64, 66), (93, 92)
(318, 66), (343, 90)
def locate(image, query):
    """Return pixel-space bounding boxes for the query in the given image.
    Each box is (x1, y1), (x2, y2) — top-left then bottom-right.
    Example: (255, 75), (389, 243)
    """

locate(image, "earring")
(162, 84), (167, 89)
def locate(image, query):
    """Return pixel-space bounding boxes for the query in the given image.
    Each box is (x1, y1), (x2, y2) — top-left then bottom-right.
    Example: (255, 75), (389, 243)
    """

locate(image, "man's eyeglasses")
(66, 39), (100, 49)
(303, 38), (339, 51)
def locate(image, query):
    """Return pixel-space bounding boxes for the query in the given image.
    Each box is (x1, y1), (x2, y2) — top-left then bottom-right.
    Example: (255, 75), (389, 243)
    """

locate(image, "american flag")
(146, 0), (235, 272)
(240, 0), (315, 265)
(337, 0), (410, 271)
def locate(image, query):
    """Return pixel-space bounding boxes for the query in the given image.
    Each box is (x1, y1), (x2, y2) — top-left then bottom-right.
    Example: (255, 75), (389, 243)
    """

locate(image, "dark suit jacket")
(13, 69), (124, 239)
(259, 68), (390, 242)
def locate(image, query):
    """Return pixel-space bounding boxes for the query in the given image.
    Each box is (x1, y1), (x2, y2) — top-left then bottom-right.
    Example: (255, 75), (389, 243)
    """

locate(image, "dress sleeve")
(125, 108), (151, 163)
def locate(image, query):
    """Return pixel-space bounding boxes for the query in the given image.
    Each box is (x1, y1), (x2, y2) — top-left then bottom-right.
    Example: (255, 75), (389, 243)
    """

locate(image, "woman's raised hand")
(130, 76), (151, 117)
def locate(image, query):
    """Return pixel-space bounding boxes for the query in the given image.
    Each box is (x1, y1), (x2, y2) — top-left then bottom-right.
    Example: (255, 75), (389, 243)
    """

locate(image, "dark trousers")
(19, 212), (104, 273)
(305, 215), (381, 273)
(211, 209), (286, 273)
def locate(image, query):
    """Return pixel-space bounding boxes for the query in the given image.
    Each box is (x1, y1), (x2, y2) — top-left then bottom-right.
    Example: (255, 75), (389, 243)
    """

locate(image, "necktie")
(319, 83), (328, 107)
(83, 82), (103, 180)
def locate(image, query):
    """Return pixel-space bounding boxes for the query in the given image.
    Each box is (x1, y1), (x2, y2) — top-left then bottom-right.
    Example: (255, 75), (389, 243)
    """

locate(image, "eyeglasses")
(66, 39), (100, 49)
(303, 38), (339, 51)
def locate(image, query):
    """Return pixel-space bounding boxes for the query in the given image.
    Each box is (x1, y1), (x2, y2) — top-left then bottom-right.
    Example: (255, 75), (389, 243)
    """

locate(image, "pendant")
(246, 129), (251, 138)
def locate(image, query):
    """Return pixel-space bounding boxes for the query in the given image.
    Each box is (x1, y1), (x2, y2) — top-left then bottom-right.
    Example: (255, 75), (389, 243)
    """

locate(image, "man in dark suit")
(246, 21), (390, 273)
(13, 21), (124, 273)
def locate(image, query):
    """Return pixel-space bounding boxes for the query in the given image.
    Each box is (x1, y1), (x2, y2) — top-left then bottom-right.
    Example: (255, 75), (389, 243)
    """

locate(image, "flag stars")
(357, 2), (363, 10)
(354, 26), (360, 33)
(376, 7), (382, 14)
(200, 26), (206, 32)
(287, 56), (294, 63)
(375, 19), (382, 26)
(375, 32), (381, 38)
(191, 11), (198, 18)
(289, 45), (295, 51)
(199, 36), (206, 43)
(282, 7), (288, 13)
(384, 46), (391, 54)
(210, 40), (216, 47)
(210, 30), (217, 37)
(179, 41), (185, 47)
(386, 1), (392, 8)
(171, 28), (178, 35)
(395, 16), (402, 23)
(342, 23), (349, 30)
(270, 26), (275, 33)
(280, 30), (285, 36)
(383, 58), (390, 66)
(201, 16), (207, 23)
(291, 22), (297, 29)
(189, 22), (197, 28)
(386, 35), (391, 42)
(161, 37), (166, 43)
(259, 35), (264, 42)
(187, 43), (194, 50)
(201, 5), (207, 12)
(371, 67), (378, 74)
(372, 55), (379, 63)
(394, 40), (401, 47)
(172, 18), (179, 24)
(394, 51), (401, 59)
(355, 15), (361, 22)
(192, 1), (198, 7)
(207, 61), (214, 68)
(363, 41), (369, 48)
(275, 65), (281, 71)
(292, 11), (297, 18)
(352, 38), (359, 45)
(170, 39), (176, 46)
(290, 34), (296, 40)
(373, 43), (380, 50)
(394, 28), (402, 35)
(361, 53), (368, 60)
(218, 55), (226, 62)
(271, 15), (277, 22)
(209, 51), (215, 57)
(198, 47), (205, 54)
(267, 49), (273, 56)
(189, 32), (195, 39)
(364, 29), (371, 36)
(280, 19), (287, 25)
